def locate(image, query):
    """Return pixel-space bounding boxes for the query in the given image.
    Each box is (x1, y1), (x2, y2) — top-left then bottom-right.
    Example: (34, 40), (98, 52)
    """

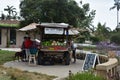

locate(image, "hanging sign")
(45, 28), (63, 34)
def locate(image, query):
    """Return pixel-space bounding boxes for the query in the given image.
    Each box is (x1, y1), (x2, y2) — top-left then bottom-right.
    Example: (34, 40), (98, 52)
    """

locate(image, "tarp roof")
(19, 23), (79, 35)
(19, 23), (38, 31)
(19, 23), (69, 31)
(38, 23), (69, 28)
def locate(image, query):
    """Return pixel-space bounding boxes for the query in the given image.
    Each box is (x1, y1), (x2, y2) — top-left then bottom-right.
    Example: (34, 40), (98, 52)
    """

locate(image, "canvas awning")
(19, 23), (38, 31)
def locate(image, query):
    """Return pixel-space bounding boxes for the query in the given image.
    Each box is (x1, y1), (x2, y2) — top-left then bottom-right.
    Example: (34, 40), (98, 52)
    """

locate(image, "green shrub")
(65, 72), (106, 80)
(0, 75), (12, 80)
(76, 37), (85, 43)
(110, 32), (120, 45)
(90, 36), (100, 44)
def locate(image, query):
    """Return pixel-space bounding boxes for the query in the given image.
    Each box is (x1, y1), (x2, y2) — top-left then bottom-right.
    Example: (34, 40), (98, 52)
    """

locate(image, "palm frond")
(110, 6), (116, 10)
(10, 6), (14, 9)
(4, 8), (8, 11)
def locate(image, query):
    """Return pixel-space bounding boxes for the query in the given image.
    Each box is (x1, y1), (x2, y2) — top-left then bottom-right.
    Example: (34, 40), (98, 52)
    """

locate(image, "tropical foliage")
(19, 0), (95, 28)
(94, 22), (111, 41)
(110, 31), (120, 45)
(4, 5), (17, 19)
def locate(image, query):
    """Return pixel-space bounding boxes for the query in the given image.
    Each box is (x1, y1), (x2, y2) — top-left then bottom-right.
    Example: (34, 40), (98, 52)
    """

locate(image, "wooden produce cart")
(37, 23), (71, 65)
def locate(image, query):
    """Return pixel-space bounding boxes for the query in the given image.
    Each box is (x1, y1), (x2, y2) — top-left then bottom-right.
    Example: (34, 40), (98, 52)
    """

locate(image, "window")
(10, 29), (16, 44)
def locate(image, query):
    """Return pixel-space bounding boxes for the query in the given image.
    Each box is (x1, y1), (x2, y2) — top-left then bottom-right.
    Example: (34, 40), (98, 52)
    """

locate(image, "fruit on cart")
(53, 46), (67, 50)
(42, 41), (52, 46)
(49, 47), (54, 50)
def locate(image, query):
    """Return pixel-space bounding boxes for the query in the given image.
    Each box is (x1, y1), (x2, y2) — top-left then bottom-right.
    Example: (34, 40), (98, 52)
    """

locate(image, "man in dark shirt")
(71, 41), (76, 63)
(21, 36), (27, 61)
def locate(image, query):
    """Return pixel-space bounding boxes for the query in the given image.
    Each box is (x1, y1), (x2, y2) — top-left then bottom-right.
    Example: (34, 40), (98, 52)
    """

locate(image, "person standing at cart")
(24, 36), (33, 61)
(71, 41), (76, 63)
(21, 36), (27, 61)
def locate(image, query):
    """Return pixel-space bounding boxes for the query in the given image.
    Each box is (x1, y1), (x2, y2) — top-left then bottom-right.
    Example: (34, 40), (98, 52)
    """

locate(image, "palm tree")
(4, 5), (17, 19)
(110, 0), (120, 29)
(95, 22), (111, 41)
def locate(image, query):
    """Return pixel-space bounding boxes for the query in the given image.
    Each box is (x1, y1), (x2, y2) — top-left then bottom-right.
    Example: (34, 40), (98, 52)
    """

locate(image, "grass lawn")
(0, 50), (56, 80)
(65, 72), (106, 80)
(0, 50), (15, 65)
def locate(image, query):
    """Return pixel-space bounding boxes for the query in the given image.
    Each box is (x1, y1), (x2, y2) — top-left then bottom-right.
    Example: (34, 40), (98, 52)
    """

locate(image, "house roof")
(0, 20), (20, 28)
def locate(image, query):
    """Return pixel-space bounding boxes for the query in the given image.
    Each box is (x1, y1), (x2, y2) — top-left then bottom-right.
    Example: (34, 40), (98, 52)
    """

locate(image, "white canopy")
(19, 23), (38, 31)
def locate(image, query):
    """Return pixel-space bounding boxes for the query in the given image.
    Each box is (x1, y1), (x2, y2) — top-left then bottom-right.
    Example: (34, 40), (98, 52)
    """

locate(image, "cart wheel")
(37, 51), (44, 65)
(64, 51), (70, 65)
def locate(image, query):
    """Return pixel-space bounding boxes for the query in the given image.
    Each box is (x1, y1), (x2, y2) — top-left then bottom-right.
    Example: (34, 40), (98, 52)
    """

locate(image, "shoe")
(73, 61), (76, 63)
(22, 60), (25, 62)
(73, 59), (76, 63)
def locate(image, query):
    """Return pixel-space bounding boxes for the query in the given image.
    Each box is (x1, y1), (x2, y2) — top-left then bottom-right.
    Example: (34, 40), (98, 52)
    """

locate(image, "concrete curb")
(53, 77), (65, 80)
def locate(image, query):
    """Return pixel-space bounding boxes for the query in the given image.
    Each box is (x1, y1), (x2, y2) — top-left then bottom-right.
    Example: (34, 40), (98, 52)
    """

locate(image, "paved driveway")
(4, 59), (84, 79)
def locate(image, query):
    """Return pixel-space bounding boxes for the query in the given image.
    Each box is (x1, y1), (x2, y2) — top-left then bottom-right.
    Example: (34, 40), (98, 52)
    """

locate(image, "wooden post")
(69, 70), (72, 78)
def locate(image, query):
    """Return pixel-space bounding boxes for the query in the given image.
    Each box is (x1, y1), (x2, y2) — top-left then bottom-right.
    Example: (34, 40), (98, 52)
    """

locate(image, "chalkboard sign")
(82, 54), (97, 71)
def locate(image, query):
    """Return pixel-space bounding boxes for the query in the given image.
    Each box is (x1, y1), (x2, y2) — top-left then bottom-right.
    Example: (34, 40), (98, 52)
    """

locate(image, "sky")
(0, 0), (117, 30)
